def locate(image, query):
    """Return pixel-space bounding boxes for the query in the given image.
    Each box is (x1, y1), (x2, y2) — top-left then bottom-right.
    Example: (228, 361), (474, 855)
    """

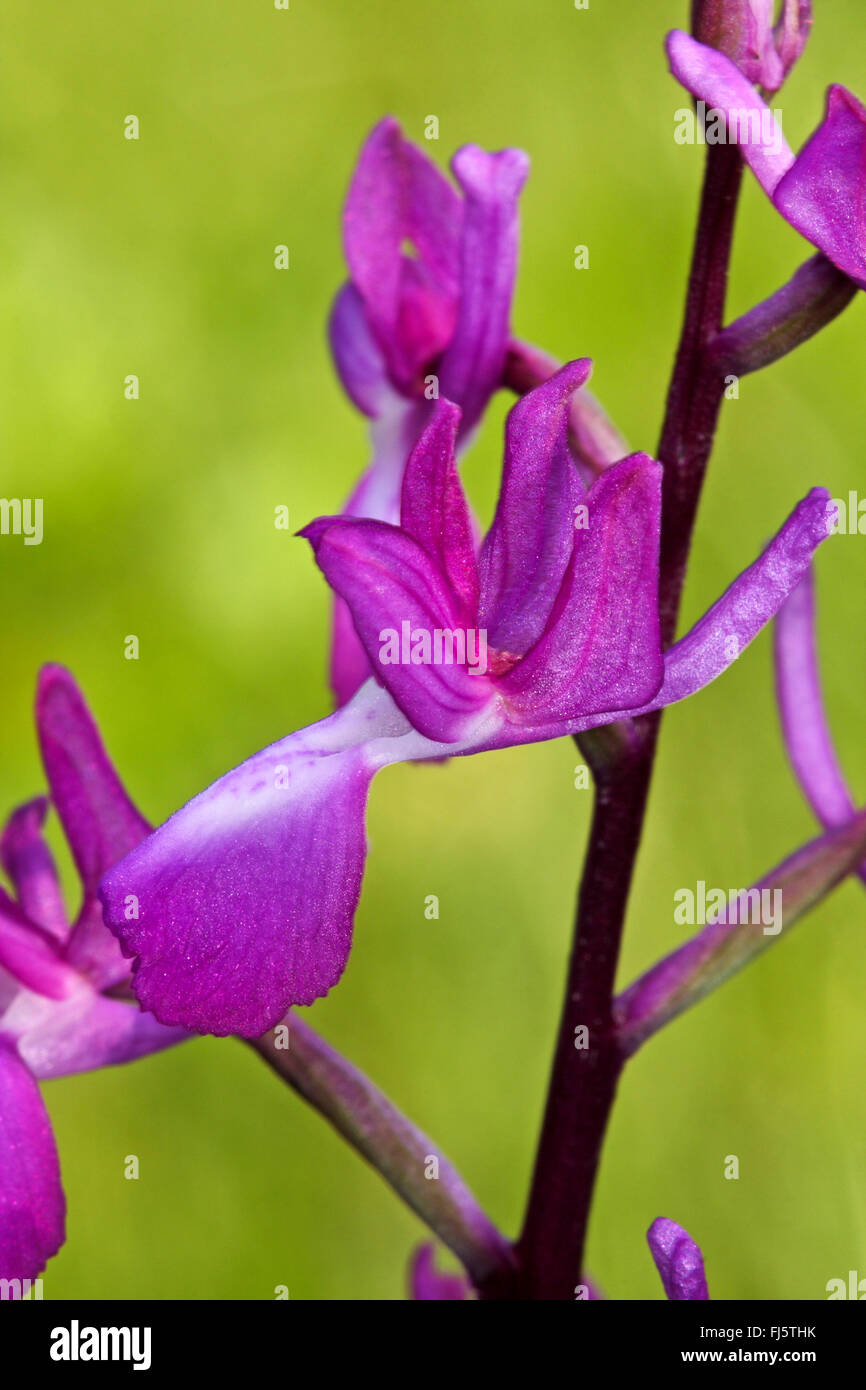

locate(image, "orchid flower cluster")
(4, 0), (865, 1300)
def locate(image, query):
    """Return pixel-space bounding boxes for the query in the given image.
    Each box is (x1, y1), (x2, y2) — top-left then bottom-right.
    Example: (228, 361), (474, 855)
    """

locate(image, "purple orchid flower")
(332, 116), (528, 443)
(99, 361), (834, 1040)
(774, 566), (864, 884)
(0, 666), (188, 1282)
(647, 1217), (710, 1300)
(668, 29), (866, 291)
(329, 117), (529, 706)
(690, 1), (811, 92)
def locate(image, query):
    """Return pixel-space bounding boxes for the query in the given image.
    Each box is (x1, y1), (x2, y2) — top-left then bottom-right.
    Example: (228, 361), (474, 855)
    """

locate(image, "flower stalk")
(707, 253), (856, 378)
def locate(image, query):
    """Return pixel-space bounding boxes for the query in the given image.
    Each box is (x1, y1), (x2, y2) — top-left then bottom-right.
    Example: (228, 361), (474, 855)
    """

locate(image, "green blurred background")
(2, 0), (865, 1300)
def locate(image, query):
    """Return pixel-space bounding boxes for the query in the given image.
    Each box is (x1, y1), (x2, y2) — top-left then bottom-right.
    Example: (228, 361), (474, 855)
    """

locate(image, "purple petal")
(774, 569), (861, 856)
(0, 1041), (65, 1280)
(6, 989), (190, 1081)
(36, 665), (150, 988)
(647, 1218), (710, 1301)
(0, 798), (68, 941)
(409, 1243), (469, 1300)
(328, 282), (395, 419)
(666, 31), (794, 194)
(773, 1), (812, 88)
(332, 593), (376, 711)
(343, 118), (461, 394)
(99, 687), (414, 1038)
(344, 116), (462, 301)
(399, 400), (479, 617)
(466, 488), (835, 749)
(37, 665), (150, 896)
(330, 402), (433, 708)
(305, 517), (493, 744)
(503, 339), (628, 481)
(437, 145), (529, 434)
(741, 0), (782, 89)
(692, 0), (780, 89)
(774, 86), (866, 290)
(499, 452), (664, 720)
(645, 489), (835, 713)
(0, 895), (81, 1001)
(478, 359), (593, 656)
(339, 407), (434, 530)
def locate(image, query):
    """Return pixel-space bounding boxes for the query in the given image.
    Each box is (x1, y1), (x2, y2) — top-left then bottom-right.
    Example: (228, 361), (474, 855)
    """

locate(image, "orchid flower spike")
(99, 362), (835, 1039)
(0, 667), (188, 1282)
(647, 1217), (710, 1300)
(329, 118), (529, 705)
(668, 28), (866, 290)
(774, 566), (864, 884)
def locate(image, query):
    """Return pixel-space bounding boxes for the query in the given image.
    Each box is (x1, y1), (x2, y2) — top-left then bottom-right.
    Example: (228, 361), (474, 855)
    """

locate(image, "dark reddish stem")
(511, 143), (743, 1301)
(657, 142), (743, 643)
(512, 726), (657, 1299)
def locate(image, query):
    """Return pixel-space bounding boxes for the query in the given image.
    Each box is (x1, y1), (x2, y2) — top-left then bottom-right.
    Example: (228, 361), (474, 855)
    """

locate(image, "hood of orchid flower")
(330, 116), (529, 435)
(303, 360), (665, 746)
